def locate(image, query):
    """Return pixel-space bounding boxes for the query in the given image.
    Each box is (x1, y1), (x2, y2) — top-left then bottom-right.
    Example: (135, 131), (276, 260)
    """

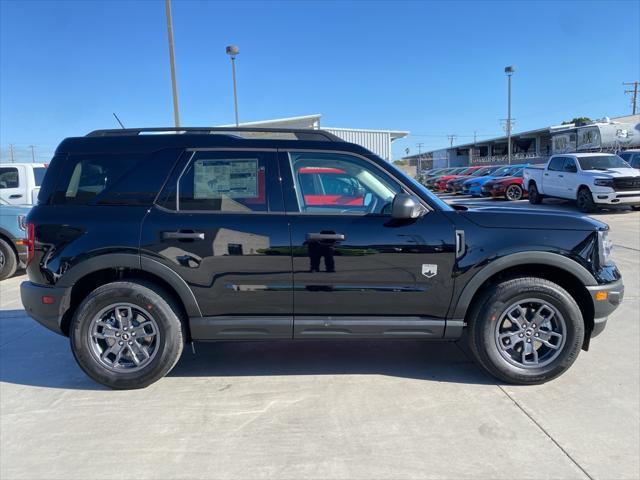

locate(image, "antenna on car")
(112, 113), (126, 129)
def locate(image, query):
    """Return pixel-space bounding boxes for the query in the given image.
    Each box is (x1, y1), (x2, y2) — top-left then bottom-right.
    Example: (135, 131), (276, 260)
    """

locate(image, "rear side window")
(0, 167), (19, 188)
(33, 167), (47, 186)
(548, 157), (565, 171)
(51, 150), (180, 205)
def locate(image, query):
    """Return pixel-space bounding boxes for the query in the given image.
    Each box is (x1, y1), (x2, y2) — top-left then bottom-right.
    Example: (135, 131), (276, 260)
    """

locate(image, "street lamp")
(226, 45), (240, 127)
(505, 65), (515, 165)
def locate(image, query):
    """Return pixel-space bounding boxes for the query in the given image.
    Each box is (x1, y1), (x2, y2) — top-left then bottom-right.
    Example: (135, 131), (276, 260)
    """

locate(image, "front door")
(141, 149), (293, 339)
(279, 150), (456, 339)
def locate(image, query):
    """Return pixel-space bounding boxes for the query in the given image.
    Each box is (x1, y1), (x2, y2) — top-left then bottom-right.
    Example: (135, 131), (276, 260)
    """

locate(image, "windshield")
(472, 166), (494, 176)
(492, 166), (513, 176)
(577, 155), (630, 171)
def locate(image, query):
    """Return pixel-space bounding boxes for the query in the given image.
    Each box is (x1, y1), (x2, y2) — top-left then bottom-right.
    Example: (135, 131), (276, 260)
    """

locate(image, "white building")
(223, 114), (408, 161)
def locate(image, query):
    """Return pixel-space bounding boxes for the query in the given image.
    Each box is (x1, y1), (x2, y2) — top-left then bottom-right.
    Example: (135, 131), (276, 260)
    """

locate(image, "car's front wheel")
(505, 184), (524, 201)
(70, 281), (184, 389)
(527, 183), (542, 204)
(467, 277), (584, 384)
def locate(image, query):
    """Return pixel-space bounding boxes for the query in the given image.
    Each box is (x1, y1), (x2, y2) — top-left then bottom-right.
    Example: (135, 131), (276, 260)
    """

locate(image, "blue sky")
(1, 0), (638, 162)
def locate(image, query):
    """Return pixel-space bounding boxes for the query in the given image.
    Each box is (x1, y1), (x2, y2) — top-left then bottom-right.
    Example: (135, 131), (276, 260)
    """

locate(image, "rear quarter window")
(51, 149), (180, 206)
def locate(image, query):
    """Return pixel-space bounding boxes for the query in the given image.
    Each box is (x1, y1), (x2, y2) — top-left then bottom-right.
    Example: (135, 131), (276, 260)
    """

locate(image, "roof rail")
(85, 127), (342, 142)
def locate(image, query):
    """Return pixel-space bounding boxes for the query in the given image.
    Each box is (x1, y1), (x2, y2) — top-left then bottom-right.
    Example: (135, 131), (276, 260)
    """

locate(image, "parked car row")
(0, 198), (30, 280)
(420, 164), (529, 201)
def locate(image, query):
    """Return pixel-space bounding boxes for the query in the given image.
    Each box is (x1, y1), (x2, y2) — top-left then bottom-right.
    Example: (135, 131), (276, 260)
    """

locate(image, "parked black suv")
(21, 128), (624, 389)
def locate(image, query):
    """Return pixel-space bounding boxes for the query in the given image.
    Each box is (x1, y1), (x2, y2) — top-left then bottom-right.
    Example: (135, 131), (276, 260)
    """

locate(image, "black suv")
(21, 128), (624, 389)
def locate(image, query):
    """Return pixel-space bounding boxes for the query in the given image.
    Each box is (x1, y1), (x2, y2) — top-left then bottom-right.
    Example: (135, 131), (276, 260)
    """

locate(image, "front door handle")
(305, 232), (346, 242)
(9, 194), (23, 199)
(163, 230), (205, 240)
(558, 174), (564, 178)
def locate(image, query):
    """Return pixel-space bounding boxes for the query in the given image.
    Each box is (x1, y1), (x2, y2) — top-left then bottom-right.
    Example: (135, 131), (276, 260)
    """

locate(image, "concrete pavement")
(1, 199), (638, 479)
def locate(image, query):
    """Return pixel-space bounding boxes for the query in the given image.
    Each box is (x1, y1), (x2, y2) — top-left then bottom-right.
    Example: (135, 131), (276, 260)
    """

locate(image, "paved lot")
(1, 198), (638, 480)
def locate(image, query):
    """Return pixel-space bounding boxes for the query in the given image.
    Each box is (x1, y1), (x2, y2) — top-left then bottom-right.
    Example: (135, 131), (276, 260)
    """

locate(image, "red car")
(434, 166), (484, 192)
(297, 166), (365, 206)
(488, 175), (528, 201)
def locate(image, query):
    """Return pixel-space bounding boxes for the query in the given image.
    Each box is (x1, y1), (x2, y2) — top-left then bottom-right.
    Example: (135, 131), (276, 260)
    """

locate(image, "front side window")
(548, 157), (565, 171)
(289, 152), (401, 214)
(0, 167), (19, 189)
(160, 151), (276, 212)
(563, 158), (577, 172)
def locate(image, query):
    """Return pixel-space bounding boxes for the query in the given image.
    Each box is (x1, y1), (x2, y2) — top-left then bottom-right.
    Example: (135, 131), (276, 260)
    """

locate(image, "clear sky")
(1, 0), (638, 162)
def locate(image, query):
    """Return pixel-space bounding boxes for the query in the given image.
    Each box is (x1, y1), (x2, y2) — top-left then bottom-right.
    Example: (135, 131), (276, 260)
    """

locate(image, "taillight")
(26, 222), (35, 265)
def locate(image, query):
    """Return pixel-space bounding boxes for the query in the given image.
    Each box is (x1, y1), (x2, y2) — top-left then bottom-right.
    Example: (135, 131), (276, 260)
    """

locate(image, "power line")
(623, 81), (638, 115)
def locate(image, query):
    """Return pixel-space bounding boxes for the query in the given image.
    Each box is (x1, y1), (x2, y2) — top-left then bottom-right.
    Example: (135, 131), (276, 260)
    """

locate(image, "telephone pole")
(416, 143), (424, 175)
(447, 134), (457, 147)
(623, 81), (638, 115)
(9, 144), (15, 163)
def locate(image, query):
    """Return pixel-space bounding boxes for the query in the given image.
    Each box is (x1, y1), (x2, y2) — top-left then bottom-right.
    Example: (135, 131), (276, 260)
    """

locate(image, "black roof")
(55, 127), (373, 156)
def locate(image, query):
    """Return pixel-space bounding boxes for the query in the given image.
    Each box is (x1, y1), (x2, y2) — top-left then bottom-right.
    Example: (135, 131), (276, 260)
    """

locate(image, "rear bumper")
(20, 281), (70, 336)
(586, 278), (624, 338)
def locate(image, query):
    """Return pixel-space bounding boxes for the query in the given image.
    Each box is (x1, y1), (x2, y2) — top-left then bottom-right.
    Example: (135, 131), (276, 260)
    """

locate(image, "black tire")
(70, 280), (184, 389)
(505, 184), (524, 201)
(631, 205), (640, 211)
(576, 187), (597, 213)
(527, 182), (542, 205)
(467, 277), (584, 385)
(0, 238), (17, 281)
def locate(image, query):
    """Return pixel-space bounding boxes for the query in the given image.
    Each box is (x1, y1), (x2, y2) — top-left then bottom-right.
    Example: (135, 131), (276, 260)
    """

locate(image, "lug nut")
(128, 341), (132, 345)
(532, 324), (536, 328)
(527, 339), (531, 343)
(519, 333), (524, 337)
(123, 327), (128, 331)
(118, 341), (124, 346)
(116, 333), (120, 337)
(132, 332), (136, 336)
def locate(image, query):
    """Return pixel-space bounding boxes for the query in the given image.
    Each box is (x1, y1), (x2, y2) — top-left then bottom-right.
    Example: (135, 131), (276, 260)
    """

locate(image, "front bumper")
(20, 281), (71, 336)
(592, 190), (640, 206)
(586, 278), (624, 338)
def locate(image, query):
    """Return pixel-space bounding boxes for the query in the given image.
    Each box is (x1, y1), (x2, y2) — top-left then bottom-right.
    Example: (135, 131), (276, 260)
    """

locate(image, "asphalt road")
(1, 197), (638, 480)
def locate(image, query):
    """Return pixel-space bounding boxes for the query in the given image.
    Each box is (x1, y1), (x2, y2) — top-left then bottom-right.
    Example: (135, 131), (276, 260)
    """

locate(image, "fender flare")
(58, 253), (202, 317)
(450, 251), (598, 320)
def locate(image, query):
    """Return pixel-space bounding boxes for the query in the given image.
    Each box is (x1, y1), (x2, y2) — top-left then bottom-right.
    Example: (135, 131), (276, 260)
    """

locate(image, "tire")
(0, 238), (17, 281)
(527, 182), (542, 205)
(70, 280), (184, 389)
(576, 187), (597, 213)
(467, 277), (584, 384)
(631, 205), (640, 211)
(505, 184), (524, 201)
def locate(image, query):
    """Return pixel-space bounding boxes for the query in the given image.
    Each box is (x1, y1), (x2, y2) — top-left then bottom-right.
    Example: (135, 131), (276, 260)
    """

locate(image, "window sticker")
(194, 159), (258, 199)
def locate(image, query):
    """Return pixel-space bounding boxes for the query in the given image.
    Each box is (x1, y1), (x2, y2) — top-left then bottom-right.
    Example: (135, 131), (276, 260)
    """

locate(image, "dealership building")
(407, 114), (640, 169)
(224, 114), (409, 162)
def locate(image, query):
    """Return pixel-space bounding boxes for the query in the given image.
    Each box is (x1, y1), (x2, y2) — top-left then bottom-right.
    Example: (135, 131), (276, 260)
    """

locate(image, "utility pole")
(164, 0), (181, 128)
(446, 135), (457, 168)
(416, 143), (424, 175)
(623, 81), (638, 115)
(9, 144), (15, 163)
(505, 66), (515, 165)
(29, 145), (35, 162)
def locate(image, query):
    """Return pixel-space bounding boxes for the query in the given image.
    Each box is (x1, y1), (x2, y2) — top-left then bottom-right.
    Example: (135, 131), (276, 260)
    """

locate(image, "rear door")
(280, 150), (456, 339)
(140, 149), (294, 340)
(0, 165), (25, 204)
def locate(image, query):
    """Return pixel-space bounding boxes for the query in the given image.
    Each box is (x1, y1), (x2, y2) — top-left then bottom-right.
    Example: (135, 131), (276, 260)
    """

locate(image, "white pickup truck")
(523, 153), (640, 213)
(0, 163), (48, 205)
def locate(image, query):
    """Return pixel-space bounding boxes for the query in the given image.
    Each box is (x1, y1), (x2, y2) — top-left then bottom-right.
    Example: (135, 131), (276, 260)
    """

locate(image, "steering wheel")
(365, 195), (379, 214)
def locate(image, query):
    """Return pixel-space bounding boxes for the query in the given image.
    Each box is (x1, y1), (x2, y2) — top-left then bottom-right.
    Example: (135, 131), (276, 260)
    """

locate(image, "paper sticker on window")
(194, 159), (258, 199)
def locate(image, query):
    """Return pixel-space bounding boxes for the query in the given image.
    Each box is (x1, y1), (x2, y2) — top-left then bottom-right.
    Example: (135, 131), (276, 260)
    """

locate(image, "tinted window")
(563, 158), (577, 172)
(161, 151), (276, 212)
(548, 157), (565, 171)
(0, 167), (19, 188)
(52, 152), (176, 205)
(33, 167), (47, 186)
(289, 152), (401, 214)
(631, 155), (640, 168)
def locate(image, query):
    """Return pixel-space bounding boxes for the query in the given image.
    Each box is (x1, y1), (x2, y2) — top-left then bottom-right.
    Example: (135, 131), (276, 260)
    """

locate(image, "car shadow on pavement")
(169, 339), (497, 385)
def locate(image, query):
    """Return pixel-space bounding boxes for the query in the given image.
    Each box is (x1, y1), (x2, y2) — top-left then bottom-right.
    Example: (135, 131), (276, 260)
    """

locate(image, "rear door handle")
(305, 232), (345, 241)
(544, 173), (549, 176)
(558, 174), (564, 178)
(9, 194), (23, 199)
(163, 230), (205, 240)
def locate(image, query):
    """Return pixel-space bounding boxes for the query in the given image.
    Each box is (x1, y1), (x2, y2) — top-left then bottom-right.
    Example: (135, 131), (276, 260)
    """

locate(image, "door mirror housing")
(391, 193), (424, 219)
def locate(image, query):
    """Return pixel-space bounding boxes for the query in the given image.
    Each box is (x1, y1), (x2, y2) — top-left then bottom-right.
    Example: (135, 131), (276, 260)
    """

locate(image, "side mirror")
(391, 193), (424, 219)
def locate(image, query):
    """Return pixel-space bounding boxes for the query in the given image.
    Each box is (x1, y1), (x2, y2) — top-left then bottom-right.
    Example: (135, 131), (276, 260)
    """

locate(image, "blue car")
(462, 164), (527, 196)
(0, 198), (30, 280)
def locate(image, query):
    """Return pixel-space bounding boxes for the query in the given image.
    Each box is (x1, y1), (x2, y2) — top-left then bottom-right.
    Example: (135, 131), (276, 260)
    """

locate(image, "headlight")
(598, 230), (613, 267)
(18, 215), (27, 231)
(594, 178), (614, 187)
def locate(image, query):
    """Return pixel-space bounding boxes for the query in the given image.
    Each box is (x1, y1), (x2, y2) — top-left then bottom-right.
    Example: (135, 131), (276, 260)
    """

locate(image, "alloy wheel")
(506, 185), (523, 201)
(494, 299), (566, 368)
(88, 303), (160, 373)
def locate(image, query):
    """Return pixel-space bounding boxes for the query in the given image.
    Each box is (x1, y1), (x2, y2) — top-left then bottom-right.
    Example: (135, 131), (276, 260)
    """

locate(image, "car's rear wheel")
(467, 277), (584, 384)
(577, 187), (597, 213)
(505, 184), (524, 201)
(70, 281), (184, 389)
(527, 183), (542, 204)
(0, 238), (17, 281)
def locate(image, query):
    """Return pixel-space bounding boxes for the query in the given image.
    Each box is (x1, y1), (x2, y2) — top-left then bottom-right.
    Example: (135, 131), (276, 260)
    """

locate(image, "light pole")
(226, 45), (240, 127)
(505, 65), (515, 165)
(164, 0), (180, 128)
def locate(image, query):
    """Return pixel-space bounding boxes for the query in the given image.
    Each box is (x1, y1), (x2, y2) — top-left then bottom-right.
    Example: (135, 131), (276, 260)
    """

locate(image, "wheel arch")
(451, 252), (596, 348)
(59, 254), (201, 337)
